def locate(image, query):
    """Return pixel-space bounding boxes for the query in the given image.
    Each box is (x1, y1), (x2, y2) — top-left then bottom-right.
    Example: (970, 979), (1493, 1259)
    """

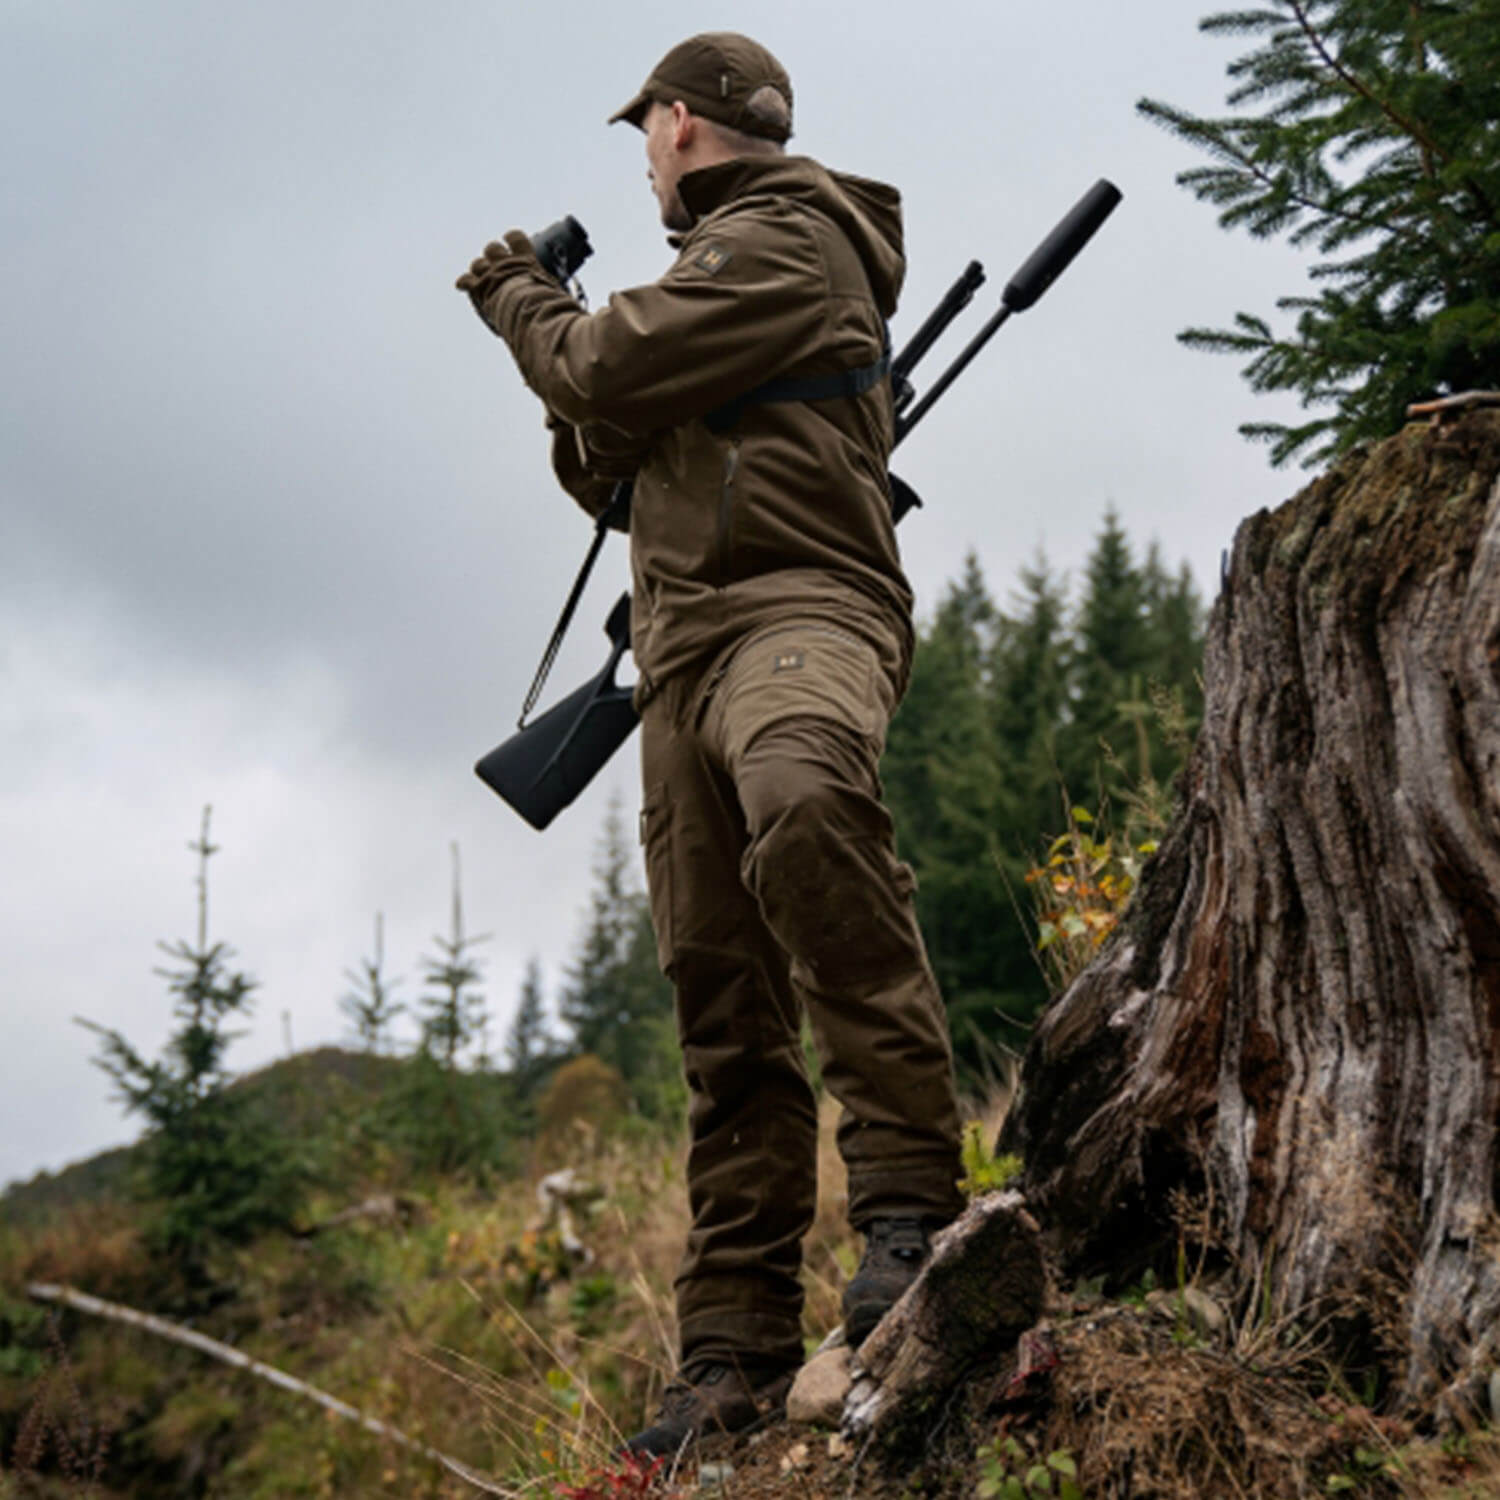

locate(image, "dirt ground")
(598, 1296), (1499, 1500)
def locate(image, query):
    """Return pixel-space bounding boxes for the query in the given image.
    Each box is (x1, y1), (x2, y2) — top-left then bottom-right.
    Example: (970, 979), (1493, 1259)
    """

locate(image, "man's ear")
(670, 99), (694, 151)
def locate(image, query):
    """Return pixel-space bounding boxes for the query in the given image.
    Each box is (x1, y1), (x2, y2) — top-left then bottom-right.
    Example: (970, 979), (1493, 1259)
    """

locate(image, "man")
(457, 32), (965, 1456)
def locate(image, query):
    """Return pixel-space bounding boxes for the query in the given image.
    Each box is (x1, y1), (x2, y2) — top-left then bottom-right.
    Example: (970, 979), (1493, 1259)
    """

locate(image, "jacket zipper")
(716, 441), (740, 585)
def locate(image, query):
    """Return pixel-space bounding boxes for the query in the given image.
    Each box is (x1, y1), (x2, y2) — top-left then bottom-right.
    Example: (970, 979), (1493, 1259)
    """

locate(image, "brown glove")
(455, 230), (535, 329)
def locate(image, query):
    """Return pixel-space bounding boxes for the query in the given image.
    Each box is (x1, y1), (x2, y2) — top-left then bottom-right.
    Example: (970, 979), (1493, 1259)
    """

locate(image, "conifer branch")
(1138, 99), (1384, 236)
(1284, 0), (1450, 167)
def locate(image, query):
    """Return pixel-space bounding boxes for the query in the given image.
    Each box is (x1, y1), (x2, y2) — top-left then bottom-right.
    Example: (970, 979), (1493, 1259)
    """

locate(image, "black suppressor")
(531, 215), (593, 287)
(894, 179), (1122, 442)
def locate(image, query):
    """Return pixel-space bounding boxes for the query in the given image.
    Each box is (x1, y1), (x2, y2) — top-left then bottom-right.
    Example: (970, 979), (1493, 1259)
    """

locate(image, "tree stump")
(1000, 409), (1500, 1417)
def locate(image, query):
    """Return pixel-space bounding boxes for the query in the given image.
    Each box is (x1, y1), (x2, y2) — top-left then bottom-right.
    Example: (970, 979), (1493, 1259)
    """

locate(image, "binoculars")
(531, 215), (593, 287)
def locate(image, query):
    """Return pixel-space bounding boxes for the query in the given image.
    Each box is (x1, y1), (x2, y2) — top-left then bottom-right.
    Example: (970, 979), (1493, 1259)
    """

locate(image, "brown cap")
(608, 32), (793, 142)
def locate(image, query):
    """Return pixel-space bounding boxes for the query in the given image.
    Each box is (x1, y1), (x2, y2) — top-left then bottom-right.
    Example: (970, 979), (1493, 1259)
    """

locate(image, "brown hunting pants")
(639, 620), (964, 1372)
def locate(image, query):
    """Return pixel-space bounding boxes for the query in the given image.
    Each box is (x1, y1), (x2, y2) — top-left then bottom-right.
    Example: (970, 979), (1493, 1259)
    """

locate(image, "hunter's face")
(644, 101), (691, 232)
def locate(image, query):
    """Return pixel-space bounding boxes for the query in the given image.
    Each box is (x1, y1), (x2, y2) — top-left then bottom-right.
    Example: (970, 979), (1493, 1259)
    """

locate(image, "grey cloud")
(2, 0), (1314, 1184)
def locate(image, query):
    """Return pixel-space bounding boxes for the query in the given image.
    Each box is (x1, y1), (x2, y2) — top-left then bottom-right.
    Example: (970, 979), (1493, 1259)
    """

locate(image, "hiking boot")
(842, 1216), (943, 1346)
(623, 1360), (795, 1459)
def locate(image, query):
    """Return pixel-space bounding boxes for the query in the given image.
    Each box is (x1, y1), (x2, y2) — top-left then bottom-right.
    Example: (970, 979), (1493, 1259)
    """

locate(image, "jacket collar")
(676, 155), (806, 227)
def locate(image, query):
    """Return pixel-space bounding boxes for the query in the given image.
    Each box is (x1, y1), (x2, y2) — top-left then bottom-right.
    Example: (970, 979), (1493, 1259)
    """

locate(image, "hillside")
(4, 1067), (1499, 1499)
(6, 412), (1500, 1497)
(1, 1050), (411, 1233)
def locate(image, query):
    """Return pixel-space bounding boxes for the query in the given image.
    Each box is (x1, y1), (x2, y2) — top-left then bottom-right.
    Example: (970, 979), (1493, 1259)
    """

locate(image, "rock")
(779, 1441), (811, 1473)
(787, 1343), (853, 1425)
(1145, 1285), (1228, 1343)
(1180, 1286), (1228, 1342)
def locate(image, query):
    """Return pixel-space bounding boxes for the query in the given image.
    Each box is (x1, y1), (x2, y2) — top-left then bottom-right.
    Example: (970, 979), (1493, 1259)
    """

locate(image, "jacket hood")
(677, 155), (905, 316)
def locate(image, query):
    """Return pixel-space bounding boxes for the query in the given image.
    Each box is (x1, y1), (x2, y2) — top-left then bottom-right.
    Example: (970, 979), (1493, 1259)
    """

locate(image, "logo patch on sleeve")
(693, 244), (733, 275)
(772, 651), (805, 674)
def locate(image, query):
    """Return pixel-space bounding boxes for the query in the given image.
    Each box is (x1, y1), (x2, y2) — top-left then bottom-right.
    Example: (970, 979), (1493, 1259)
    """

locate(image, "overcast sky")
(0, 0), (1317, 1190)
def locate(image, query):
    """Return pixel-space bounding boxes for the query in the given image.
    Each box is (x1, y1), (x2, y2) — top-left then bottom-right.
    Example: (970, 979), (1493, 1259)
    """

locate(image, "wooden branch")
(842, 1193), (1045, 1445)
(25, 1281), (516, 1497)
(296, 1193), (422, 1237)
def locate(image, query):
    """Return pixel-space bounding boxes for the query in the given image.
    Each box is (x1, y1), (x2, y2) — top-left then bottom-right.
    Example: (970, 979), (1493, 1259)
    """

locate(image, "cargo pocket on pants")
(639, 782), (675, 977)
(711, 627), (885, 775)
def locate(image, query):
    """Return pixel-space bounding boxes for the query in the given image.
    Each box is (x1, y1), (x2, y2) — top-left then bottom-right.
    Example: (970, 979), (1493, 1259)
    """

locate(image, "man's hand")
(455, 230), (535, 330)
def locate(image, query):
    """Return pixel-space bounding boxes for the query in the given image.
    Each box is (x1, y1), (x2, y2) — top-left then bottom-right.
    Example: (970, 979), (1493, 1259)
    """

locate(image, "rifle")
(476, 178), (1123, 829)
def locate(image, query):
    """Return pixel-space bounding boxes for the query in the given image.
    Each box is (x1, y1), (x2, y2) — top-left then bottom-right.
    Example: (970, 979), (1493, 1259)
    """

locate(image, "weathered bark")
(842, 1193), (1044, 1443)
(1001, 410), (1500, 1416)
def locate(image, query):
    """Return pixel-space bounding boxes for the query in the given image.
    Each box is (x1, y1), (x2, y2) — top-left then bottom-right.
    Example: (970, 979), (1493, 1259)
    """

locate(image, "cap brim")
(606, 90), (652, 129)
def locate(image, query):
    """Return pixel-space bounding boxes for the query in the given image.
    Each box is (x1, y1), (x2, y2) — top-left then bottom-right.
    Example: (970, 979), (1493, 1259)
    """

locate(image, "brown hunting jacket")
(478, 154), (915, 702)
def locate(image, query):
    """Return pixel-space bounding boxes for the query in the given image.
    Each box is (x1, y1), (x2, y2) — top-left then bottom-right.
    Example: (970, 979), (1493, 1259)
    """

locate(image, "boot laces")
(867, 1216), (929, 1263)
(658, 1362), (727, 1413)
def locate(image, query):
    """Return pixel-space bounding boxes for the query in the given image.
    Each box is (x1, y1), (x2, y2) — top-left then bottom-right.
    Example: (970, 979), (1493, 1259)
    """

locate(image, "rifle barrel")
(891, 260), (987, 396)
(894, 304), (1013, 447)
(1002, 178), (1121, 312)
(893, 179), (1122, 446)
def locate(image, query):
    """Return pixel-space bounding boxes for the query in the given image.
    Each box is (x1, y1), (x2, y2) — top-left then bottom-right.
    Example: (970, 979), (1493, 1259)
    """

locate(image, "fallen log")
(25, 1281), (515, 1497)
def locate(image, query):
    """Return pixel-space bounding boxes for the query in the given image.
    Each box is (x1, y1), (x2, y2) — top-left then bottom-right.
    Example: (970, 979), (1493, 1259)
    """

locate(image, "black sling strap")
(703, 328), (893, 435)
(518, 479), (631, 728)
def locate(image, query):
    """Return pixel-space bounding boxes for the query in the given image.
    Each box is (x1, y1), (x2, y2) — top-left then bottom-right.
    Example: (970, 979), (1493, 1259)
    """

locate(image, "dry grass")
(12, 1088), (1500, 1498)
(1, 1202), (145, 1306)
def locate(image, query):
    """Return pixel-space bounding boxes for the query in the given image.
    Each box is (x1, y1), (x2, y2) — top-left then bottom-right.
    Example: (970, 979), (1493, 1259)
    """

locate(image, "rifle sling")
(704, 344), (892, 435)
(518, 480), (631, 729)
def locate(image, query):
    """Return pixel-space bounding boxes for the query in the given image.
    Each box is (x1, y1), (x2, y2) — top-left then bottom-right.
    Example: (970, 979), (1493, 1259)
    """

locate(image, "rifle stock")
(474, 592), (638, 830)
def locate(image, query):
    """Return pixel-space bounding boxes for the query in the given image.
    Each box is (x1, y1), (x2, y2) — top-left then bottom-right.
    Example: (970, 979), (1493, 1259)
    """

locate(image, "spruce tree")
(78, 807), (301, 1268)
(558, 794), (675, 1112)
(558, 794), (635, 1060)
(990, 552), (1072, 837)
(1141, 544), (1208, 767)
(378, 844), (514, 1177)
(505, 956), (554, 1091)
(1139, 0), (1500, 465)
(882, 556), (1019, 1061)
(417, 844), (489, 1069)
(339, 912), (404, 1053)
(875, 531), (1210, 1072)
(982, 555), (1080, 1039)
(1061, 508), (1154, 802)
